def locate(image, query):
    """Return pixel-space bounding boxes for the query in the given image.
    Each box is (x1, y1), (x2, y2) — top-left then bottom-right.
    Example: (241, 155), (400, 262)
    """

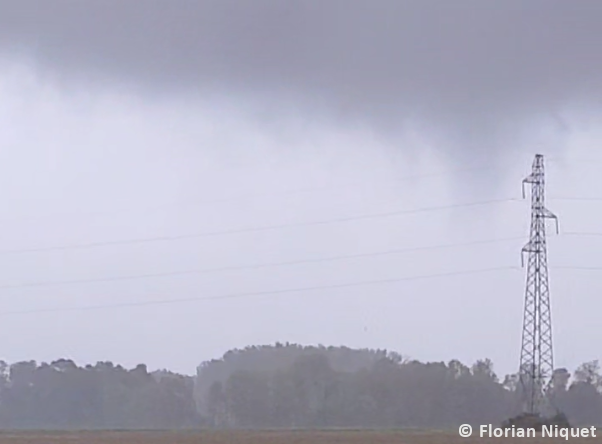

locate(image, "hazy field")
(0, 430), (598, 443)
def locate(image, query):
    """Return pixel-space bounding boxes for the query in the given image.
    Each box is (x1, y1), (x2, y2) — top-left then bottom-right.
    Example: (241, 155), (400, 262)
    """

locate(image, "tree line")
(0, 360), (200, 429)
(195, 344), (602, 429)
(0, 344), (598, 429)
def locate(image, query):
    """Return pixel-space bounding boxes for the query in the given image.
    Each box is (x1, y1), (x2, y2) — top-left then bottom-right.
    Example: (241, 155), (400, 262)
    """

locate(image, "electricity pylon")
(519, 154), (559, 416)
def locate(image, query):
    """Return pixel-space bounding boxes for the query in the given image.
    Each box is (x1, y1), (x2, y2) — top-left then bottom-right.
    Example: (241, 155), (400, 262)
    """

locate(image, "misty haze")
(0, 0), (600, 442)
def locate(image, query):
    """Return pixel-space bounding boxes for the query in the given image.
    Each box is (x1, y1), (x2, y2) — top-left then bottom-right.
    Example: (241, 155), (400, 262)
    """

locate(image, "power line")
(0, 155), (581, 224)
(0, 155), (596, 227)
(561, 232), (602, 237)
(0, 233), (590, 292)
(5, 160), (526, 222)
(0, 266), (519, 317)
(0, 245), (596, 316)
(0, 197), (520, 255)
(552, 265), (602, 271)
(551, 197), (602, 202)
(548, 158), (602, 165)
(0, 236), (527, 291)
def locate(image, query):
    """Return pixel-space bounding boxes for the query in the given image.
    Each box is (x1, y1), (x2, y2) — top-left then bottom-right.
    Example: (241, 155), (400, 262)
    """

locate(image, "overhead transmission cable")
(0, 197), (521, 255)
(1, 154), (575, 223)
(0, 155), (598, 225)
(14, 159), (525, 220)
(0, 232), (587, 292)
(0, 235), (527, 291)
(0, 266), (520, 317)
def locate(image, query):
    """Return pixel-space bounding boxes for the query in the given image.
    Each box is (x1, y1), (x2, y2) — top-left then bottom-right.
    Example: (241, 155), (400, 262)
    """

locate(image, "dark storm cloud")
(0, 0), (600, 145)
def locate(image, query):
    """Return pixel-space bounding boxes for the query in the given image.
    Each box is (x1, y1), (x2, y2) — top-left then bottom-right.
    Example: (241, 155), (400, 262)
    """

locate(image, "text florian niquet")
(480, 425), (597, 439)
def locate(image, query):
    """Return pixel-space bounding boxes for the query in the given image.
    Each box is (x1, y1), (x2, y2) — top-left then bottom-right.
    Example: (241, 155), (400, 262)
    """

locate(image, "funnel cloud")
(0, 0), (600, 148)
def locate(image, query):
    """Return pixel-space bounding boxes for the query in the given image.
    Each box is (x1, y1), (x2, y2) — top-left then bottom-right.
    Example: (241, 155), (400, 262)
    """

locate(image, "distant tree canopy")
(0, 359), (200, 429)
(194, 344), (602, 429)
(0, 344), (599, 429)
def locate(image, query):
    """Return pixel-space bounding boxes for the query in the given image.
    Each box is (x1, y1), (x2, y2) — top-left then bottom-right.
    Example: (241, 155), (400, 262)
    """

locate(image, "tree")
(574, 361), (601, 390)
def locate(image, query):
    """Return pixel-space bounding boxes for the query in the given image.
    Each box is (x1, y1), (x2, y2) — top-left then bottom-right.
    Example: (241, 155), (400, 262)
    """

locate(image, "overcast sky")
(0, 0), (601, 377)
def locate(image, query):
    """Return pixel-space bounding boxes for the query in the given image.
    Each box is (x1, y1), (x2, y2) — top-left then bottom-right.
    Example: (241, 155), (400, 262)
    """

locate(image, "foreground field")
(0, 430), (599, 443)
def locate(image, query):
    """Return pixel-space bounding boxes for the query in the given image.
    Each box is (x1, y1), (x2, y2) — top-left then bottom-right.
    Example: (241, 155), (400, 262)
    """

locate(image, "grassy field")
(0, 430), (598, 443)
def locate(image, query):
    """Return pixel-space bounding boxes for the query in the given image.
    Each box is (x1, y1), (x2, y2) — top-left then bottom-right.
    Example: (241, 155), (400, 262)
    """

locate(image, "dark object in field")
(502, 411), (571, 431)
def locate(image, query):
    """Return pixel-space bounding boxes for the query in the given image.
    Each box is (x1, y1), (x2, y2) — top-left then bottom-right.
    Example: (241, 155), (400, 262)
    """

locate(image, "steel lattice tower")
(519, 154), (559, 416)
